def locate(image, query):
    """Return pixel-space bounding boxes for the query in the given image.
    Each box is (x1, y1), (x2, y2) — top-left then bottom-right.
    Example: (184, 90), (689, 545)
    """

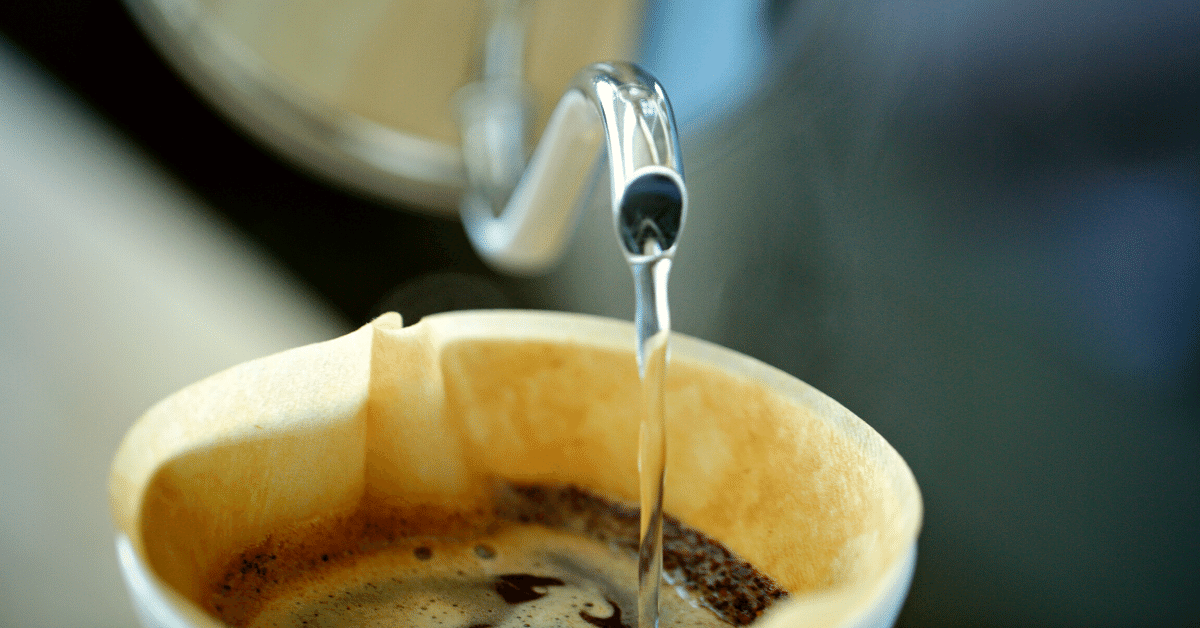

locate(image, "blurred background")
(1, 1), (1197, 626)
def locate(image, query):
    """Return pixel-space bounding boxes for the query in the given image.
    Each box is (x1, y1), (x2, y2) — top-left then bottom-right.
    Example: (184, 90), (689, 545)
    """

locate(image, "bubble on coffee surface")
(208, 485), (786, 627)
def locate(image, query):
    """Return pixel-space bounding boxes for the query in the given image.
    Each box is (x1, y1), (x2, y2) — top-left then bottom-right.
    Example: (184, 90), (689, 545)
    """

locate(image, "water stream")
(630, 238), (672, 628)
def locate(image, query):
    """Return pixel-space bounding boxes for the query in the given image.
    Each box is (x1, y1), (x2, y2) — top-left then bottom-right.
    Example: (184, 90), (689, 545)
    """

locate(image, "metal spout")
(457, 62), (687, 274)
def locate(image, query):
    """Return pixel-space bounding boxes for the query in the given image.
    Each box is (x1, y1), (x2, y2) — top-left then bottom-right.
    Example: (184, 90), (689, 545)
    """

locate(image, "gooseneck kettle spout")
(456, 62), (687, 274)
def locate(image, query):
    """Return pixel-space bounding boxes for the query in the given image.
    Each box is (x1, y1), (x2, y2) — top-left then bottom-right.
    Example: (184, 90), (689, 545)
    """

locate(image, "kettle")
(122, 0), (686, 273)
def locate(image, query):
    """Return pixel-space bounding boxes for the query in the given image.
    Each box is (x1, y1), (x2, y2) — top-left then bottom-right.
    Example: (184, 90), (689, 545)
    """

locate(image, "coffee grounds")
(207, 484), (787, 626)
(498, 485), (788, 625)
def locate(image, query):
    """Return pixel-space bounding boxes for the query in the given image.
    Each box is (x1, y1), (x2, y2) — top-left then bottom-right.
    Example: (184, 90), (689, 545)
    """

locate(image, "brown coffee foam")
(206, 499), (497, 625)
(207, 483), (784, 627)
(111, 311), (921, 624)
(229, 524), (669, 628)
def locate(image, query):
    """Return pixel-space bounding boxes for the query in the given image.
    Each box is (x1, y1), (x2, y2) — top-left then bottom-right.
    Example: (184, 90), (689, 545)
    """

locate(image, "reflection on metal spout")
(458, 62), (687, 274)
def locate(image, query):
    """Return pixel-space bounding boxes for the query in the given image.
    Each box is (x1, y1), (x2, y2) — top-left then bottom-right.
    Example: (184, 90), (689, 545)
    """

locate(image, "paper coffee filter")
(109, 310), (921, 626)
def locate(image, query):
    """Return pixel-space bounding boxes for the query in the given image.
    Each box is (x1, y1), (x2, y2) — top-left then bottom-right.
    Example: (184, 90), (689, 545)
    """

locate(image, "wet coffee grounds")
(499, 484), (788, 625)
(207, 484), (787, 626)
